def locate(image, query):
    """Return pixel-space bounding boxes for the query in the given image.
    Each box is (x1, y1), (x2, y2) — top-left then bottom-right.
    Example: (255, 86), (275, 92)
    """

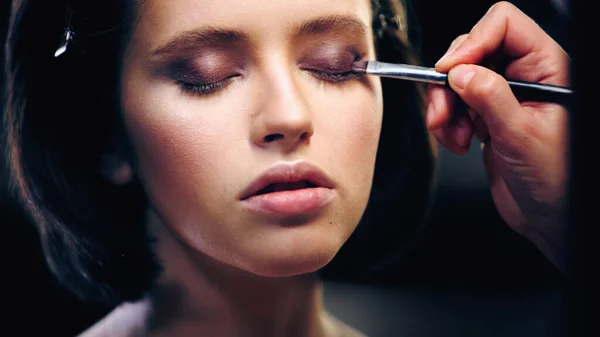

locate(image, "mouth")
(240, 162), (334, 200)
(239, 162), (335, 216)
(246, 180), (319, 198)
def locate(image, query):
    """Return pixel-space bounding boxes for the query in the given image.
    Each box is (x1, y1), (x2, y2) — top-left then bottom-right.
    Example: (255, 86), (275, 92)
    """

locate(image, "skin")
(97, 1), (569, 336)
(118, 0), (381, 336)
(427, 1), (570, 271)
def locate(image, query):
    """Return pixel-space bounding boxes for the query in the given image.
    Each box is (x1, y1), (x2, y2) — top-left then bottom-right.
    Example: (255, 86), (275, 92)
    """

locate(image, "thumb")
(447, 64), (526, 138)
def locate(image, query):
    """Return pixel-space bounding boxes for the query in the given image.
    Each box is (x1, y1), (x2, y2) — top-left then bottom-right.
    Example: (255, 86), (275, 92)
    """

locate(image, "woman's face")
(120, 0), (383, 276)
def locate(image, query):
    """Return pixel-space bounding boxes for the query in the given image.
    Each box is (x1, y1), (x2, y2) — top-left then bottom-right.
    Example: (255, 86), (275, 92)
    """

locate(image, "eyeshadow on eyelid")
(151, 46), (241, 67)
(301, 45), (361, 71)
(153, 49), (245, 83)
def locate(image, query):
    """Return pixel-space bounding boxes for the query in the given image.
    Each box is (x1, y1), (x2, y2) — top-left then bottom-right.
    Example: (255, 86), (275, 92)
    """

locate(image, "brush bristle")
(352, 61), (369, 73)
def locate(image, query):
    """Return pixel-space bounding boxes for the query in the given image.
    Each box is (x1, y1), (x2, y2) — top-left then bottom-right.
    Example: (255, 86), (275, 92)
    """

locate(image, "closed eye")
(176, 75), (240, 95)
(307, 69), (363, 83)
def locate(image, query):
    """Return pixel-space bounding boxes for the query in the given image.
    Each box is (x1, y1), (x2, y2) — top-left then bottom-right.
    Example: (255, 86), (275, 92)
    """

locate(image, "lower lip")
(241, 188), (335, 216)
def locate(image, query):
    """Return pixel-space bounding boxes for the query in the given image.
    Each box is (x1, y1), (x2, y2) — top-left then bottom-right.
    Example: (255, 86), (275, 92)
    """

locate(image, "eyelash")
(176, 67), (362, 96)
(308, 69), (363, 83)
(176, 76), (237, 95)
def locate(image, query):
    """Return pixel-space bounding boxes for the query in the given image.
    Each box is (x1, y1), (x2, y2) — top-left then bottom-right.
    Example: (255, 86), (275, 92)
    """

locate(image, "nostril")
(299, 132), (309, 141)
(264, 134), (284, 142)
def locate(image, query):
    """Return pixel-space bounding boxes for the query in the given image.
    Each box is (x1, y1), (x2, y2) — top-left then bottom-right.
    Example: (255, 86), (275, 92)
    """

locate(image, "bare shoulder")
(77, 297), (152, 337)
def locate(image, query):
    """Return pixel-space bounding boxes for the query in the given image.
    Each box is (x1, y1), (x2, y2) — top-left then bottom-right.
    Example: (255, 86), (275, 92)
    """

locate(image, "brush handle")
(363, 61), (573, 106)
(437, 74), (572, 105)
(438, 74), (573, 106)
(503, 79), (573, 106)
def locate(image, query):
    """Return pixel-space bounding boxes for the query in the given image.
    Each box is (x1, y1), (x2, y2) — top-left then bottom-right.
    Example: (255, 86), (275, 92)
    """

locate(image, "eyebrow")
(150, 15), (369, 58)
(151, 29), (248, 58)
(294, 15), (369, 38)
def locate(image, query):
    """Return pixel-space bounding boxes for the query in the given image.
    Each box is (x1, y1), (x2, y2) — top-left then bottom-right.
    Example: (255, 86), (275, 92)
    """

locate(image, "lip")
(239, 161), (336, 216)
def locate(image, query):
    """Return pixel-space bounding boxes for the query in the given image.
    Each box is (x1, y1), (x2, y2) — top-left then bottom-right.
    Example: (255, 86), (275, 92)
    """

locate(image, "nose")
(250, 68), (314, 152)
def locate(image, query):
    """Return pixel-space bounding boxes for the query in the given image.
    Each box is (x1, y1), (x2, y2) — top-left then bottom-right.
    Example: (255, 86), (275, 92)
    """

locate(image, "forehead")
(132, 0), (374, 49)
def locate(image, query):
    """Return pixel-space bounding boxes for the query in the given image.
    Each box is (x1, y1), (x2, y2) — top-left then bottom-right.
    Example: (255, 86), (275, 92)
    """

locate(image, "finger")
(435, 2), (563, 73)
(432, 109), (473, 155)
(468, 108), (490, 143)
(447, 64), (527, 139)
(473, 114), (490, 143)
(439, 34), (469, 60)
(426, 84), (456, 129)
(504, 45), (570, 86)
(451, 112), (474, 152)
(432, 128), (450, 152)
(467, 108), (477, 122)
(426, 35), (468, 129)
(433, 126), (469, 155)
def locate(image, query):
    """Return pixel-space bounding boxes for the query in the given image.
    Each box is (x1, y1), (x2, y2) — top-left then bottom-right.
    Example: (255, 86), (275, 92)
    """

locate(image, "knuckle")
(489, 1), (514, 14)
(452, 34), (469, 45)
(470, 72), (504, 98)
(446, 34), (470, 53)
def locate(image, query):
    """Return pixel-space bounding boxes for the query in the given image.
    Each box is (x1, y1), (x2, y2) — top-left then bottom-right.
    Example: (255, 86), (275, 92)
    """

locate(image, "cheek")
(303, 77), (383, 234)
(120, 74), (250, 219)
(313, 79), (383, 173)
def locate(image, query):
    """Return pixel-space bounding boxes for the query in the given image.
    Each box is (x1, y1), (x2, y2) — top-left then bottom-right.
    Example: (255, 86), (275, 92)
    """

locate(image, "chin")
(240, 225), (348, 277)
(248, 251), (335, 278)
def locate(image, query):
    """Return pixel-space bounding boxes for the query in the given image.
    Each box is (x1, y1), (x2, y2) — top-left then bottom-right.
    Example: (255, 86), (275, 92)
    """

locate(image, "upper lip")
(240, 161), (335, 200)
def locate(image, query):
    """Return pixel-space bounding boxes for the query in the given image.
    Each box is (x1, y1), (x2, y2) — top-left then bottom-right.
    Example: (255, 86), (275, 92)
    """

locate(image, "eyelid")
(308, 69), (363, 83)
(299, 46), (364, 70)
(302, 64), (354, 74)
(173, 72), (234, 86)
(176, 75), (240, 95)
(160, 52), (246, 82)
(168, 62), (237, 84)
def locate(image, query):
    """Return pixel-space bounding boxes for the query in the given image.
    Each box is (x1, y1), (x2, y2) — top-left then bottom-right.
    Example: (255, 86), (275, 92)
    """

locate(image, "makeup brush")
(352, 61), (573, 105)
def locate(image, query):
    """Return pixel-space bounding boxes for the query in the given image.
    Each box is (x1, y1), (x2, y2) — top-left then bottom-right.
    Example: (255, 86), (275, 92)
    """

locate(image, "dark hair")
(4, 0), (436, 305)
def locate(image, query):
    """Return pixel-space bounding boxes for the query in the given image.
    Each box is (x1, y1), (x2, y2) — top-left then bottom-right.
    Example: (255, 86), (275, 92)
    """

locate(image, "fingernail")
(435, 40), (466, 67)
(435, 52), (452, 67)
(435, 50), (455, 67)
(449, 64), (476, 90)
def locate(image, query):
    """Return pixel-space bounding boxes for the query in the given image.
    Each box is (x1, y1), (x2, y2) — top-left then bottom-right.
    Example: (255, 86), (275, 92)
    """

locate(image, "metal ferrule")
(367, 61), (448, 85)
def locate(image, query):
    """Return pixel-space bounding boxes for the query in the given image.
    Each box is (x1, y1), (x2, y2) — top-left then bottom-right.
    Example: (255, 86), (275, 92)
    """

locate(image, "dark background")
(0, 1), (575, 336)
